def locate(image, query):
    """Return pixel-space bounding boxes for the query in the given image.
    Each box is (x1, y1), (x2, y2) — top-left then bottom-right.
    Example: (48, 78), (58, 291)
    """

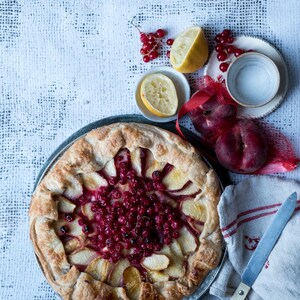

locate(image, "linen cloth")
(0, 0), (300, 299)
(208, 176), (300, 300)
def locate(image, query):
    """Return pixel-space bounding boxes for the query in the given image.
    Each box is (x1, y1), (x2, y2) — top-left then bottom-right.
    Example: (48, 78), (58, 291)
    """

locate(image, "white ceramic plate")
(204, 35), (288, 118)
(135, 66), (191, 123)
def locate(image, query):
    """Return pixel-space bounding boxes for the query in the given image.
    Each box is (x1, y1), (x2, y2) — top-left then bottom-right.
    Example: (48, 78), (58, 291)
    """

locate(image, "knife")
(231, 192), (297, 300)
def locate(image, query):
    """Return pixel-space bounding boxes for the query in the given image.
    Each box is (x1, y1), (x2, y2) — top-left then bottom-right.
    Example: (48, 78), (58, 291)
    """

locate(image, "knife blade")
(231, 192), (297, 300)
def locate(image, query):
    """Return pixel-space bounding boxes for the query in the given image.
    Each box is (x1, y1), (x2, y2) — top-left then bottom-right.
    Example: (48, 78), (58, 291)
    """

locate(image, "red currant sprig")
(165, 39), (174, 59)
(131, 18), (167, 63)
(214, 29), (249, 72)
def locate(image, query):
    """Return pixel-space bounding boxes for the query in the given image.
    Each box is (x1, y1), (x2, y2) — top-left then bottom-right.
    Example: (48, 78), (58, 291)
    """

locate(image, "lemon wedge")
(140, 73), (178, 117)
(170, 26), (208, 73)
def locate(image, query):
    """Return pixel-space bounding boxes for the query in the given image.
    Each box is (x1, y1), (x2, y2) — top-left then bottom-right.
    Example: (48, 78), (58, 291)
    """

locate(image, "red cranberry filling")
(60, 148), (199, 265)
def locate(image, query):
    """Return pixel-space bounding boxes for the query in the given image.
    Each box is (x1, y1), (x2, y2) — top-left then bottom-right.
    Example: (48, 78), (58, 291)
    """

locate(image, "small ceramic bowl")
(135, 66), (190, 123)
(226, 52), (280, 108)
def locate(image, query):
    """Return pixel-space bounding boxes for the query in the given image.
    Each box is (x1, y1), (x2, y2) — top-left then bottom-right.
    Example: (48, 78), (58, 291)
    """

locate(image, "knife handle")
(230, 282), (251, 300)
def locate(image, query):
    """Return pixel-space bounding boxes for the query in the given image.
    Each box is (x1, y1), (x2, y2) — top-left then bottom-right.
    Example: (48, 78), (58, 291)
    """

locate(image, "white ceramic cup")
(226, 52), (280, 108)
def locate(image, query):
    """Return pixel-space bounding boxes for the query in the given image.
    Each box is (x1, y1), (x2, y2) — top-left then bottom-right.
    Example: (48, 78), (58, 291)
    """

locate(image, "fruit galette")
(30, 123), (222, 299)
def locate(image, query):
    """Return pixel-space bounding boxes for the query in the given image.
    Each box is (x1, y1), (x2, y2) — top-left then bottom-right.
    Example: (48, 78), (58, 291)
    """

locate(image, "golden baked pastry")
(29, 123), (222, 299)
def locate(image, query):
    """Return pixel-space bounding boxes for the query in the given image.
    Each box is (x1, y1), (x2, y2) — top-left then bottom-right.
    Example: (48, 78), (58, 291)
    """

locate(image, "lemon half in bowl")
(140, 73), (178, 117)
(170, 26), (208, 73)
(135, 66), (191, 123)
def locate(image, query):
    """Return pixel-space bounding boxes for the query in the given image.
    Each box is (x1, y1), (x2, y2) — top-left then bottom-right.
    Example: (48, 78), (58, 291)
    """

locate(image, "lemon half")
(140, 73), (178, 117)
(170, 26), (208, 73)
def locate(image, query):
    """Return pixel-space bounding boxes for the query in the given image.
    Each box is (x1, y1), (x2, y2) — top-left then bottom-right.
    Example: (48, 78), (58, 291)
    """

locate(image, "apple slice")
(164, 260), (185, 278)
(141, 254), (170, 271)
(145, 151), (166, 178)
(81, 202), (94, 220)
(130, 148), (142, 176)
(177, 227), (197, 255)
(162, 168), (188, 191)
(123, 266), (142, 300)
(108, 259), (130, 287)
(64, 237), (81, 254)
(68, 247), (98, 266)
(181, 199), (207, 222)
(102, 159), (117, 177)
(170, 240), (183, 258)
(170, 182), (200, 196)
(148, 270), (169, 283)
(57, 196), (76, 213)
(85, 257), (112, 282)
(81, 172), (107, 190)
(53, 215), (83, 237)
(158, 245), (185, 278)
(64, 176), (83, 199)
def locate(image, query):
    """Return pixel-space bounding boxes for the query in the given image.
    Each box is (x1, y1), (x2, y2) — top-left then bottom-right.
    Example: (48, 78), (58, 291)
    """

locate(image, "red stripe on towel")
(223, 206), (300, 238)
(221, 200), (300, 232)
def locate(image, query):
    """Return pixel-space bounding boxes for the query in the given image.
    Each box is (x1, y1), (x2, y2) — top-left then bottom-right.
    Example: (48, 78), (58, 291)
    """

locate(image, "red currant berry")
(149, 51), (159, 60)
(219, 62), (229, 72)
(140, 33), (149, 43)
(166, 39), (174, 45)
(64, 213), (73, 222)
(217, 52), (227, 61)
(214, 34), (221, 42)
(234, 48), (244, 57)
(60, 226), (69, 234)
(148, 41), (158, 50)
(142, 43), (152, 52)
(148, 33), (156, 42)
(172, 231), (180, 239)
(82, 224), (91, 234)
(215, 44), (223, 52)
(152, 170), (162, 181)
(140, 48), (147, 55)
(221, 29), (231, 37)
(219, 37), (227, 45)
(143, 55), (150, 63)
(166, 50), (170, 58)
(226, 36), (234, 44)
(155, 29), (165, 38)
(226, 45), (235, 54)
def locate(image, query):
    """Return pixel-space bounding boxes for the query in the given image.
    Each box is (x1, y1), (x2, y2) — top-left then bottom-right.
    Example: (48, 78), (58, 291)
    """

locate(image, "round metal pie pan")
(33, 114), (229, 300)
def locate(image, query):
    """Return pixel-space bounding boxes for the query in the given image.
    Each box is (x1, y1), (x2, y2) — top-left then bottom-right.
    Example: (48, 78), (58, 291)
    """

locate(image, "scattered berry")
(234, 48), (244, 57)
(214, 29), (248, 73)
(166, 50), (170, 58)
(166, 38), (174, 45)
(219, 62), (229, 72)
(215, 44), (224, 52)
(226, 45), (235, 54)
(217, 52), (227, 61)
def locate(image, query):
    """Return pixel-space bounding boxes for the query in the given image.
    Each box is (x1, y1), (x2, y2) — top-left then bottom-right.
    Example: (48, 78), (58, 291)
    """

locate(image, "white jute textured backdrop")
(0, 0), (299, 299)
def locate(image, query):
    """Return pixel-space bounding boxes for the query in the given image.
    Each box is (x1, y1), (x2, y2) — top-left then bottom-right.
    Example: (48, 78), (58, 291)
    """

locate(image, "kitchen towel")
(208, 176), (300, 300)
